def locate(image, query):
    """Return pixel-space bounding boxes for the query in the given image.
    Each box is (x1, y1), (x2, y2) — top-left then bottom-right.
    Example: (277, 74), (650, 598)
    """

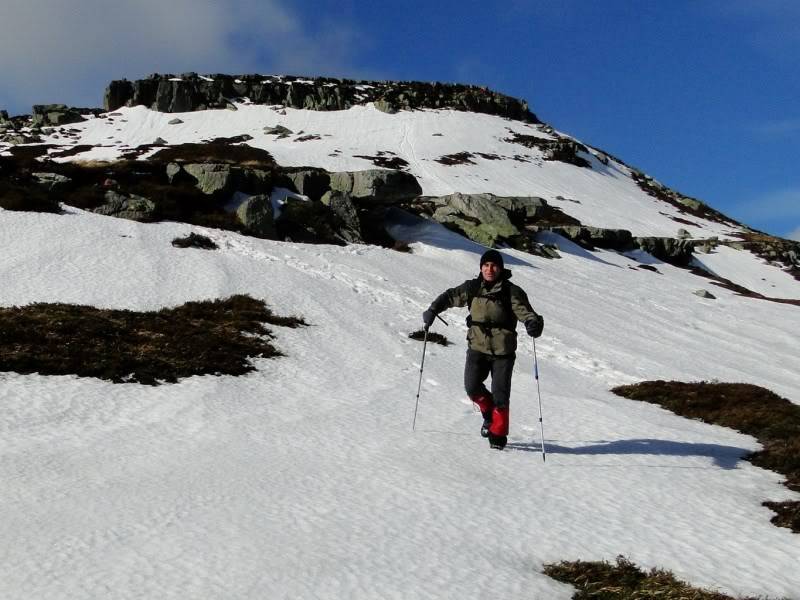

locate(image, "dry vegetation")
(171, 232), (219, 250)
(408, 329), (451, 346)
(612, 381), (800, 533)
(0, 295), (306, 385)
(544, 556), (764, 600)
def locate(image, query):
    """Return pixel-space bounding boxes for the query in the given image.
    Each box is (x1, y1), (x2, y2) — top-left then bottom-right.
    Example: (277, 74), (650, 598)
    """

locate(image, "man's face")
(481, 261), (501, 282)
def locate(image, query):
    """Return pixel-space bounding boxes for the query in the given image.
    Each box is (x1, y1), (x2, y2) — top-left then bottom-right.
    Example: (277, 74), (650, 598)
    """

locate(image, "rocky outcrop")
(320, 190), (362, 243)
(93, 191), (156, 221)
(329, 169), (422, 202)
(235, 194), (275, 238)
(104, 74), (540, 123)
(634, 236), (697, 266)
(31, 104), (86, 127)
(548, 226), (634, 251)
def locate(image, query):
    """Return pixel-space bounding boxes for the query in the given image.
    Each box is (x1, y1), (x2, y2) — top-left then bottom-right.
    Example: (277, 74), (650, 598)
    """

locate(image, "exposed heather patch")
(408, 330), (450, 346)
(435, 151), (477, 166)
(0, 295), (307, 385)
(544, 556), (760, 600)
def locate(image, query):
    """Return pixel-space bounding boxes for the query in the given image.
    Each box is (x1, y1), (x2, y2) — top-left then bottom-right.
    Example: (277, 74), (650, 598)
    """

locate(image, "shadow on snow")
(507, 438), (750, 469)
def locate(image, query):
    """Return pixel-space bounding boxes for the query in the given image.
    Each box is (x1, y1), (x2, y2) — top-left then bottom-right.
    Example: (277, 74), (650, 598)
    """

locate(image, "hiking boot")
(480, 411), (492, 438)
(488, 434), (507, 450)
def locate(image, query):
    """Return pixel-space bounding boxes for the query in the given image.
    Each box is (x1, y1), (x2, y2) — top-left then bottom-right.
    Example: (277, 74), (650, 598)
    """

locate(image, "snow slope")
(1, 207), (799, 599)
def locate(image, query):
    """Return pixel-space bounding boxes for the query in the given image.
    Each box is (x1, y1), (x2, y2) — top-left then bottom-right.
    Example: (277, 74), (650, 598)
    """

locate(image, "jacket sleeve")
(428, 280), (473, 314)
(509, 284), (539, 324)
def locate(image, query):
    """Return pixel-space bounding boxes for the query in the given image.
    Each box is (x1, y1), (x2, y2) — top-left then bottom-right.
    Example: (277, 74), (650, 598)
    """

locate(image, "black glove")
(525, 315), (544, 338)
(422, 309), (437, 330)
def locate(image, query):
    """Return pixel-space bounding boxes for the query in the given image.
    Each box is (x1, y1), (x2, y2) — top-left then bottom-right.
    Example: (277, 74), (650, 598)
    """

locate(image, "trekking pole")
(533, 337), (547, 462)
(412, 316), (448, 431)
(412, 328), (429, 431)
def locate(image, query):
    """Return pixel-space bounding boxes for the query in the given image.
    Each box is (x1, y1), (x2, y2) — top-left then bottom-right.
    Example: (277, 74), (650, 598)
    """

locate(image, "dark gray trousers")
(464, 349), (516, 409)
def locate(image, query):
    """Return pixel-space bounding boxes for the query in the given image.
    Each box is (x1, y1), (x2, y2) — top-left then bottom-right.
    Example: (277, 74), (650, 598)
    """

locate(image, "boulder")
(634, 237), (697, 266)
(235, 194), (275, 238)
(329, 169), (422, 202)
(495, 195), (547, 219)
(430, 192), (519, 247)
(93, 191), (155, 221)
(549, 226), (633, 250)
(31, 104), (84, 126)
(1, 133), (42, 145)
(285, 169), (330, 201)
(166, 162), (183, 183)
(183, 163), (234, 195)
(264, 125), (293, 137)
(677, 228), (692, 239)
(168, 118), (184, 125)
(321, 190), (362, 243)
(31, 172), (71, 192)
(373, 99), (397, 114)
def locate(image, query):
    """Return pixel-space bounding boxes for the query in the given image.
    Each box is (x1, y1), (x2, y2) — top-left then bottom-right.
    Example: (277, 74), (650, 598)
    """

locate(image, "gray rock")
(264, 125), (293, 137)
(677, 228), (692, 239)
(235, 194), (275, 238)
(94, 191), (155, 221)
(31, 172), (71, 191)
(0, 110), (9, 124)
(329, 169), (422, 202)
(693, 289), (716, 299)
(547, 225), (634, 251)
(321, 190), (362, 243)
(166, 162), (183, 183)
(183, 163), (233, 194)
(430, 192), (520, 247)
(495, 195), (547, 219)
(168, 118), (184, 125)
(634, 237), (697, 266)
(373, 99), (397, 114)
(31, 104), (84, 126)
(1, 133), (34, 145)
(103, 75), (540, 123)
(286, 169), (330, 201)
(153, 137), (167, 145)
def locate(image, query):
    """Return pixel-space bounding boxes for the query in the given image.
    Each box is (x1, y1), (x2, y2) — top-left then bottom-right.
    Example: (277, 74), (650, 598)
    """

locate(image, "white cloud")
(734, 187), (800, 221)
(0, 0), (364, 114)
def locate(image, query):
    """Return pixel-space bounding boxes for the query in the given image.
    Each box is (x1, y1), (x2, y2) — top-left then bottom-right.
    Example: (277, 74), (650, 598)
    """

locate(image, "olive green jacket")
(428, 269), (539, 356)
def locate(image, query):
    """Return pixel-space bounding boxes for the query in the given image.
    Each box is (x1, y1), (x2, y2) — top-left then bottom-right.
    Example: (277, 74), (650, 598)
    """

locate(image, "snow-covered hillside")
(3, 103), (743, 240)
(1, 89), (799, 599)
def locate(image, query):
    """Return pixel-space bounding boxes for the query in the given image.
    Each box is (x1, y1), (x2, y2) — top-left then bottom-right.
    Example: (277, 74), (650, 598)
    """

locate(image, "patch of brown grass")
(544, 556), (762, 599)
(150, 140), (275, 168)
(171, 233), (218, 250)
(611, 381), (800, 532)
(408, 329), (451, 346)
(0, 295), (307, 385)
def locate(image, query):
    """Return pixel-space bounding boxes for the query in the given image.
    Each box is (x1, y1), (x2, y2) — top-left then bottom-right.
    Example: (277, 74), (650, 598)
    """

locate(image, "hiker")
(422, 249), (544, 450)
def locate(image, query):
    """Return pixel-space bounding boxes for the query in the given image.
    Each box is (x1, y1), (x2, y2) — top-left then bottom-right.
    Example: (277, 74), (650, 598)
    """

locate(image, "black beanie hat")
(480, 249), (504, 268)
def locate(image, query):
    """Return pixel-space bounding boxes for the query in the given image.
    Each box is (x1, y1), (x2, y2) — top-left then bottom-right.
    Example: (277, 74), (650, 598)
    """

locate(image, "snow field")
(1, 209), (799, 599)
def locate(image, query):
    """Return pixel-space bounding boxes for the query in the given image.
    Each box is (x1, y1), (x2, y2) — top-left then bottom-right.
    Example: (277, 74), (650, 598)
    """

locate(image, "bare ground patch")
(0, 295), (307, 385)
(544, 556), (763, 599)
(408, 329), (451, 346)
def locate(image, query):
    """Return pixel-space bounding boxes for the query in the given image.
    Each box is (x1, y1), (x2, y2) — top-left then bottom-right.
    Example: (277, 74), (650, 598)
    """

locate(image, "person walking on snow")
(422, 249), (544, 450)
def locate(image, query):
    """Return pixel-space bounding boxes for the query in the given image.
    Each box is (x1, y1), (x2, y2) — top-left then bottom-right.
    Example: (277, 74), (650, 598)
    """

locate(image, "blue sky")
(1, 0), (798, 240)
